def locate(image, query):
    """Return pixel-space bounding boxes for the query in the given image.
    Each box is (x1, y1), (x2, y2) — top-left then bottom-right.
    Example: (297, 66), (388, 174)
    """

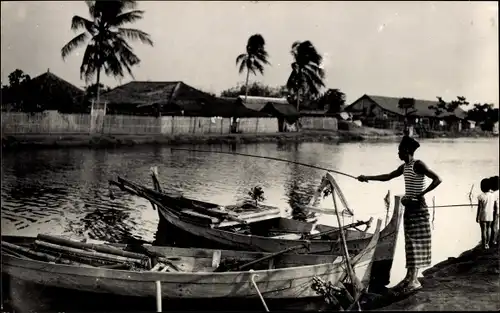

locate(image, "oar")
(170, 148), (358, 180)
(220, 244), (308, 272)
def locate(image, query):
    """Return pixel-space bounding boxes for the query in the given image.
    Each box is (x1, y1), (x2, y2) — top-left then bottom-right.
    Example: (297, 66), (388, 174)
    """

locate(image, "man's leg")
(406, 267), (421, 288)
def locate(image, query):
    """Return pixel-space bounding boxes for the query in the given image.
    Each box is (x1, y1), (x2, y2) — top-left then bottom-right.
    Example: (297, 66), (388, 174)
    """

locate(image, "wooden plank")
(212, 250), (222, 268)
(218, 209), (282, 228)
(181, 209), (220, 224)
(37, 234), (146, 260)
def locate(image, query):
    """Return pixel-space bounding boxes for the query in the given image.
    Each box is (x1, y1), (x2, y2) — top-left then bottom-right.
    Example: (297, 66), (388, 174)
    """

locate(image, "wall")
(237, 117), (279, 133)
(2, 112), (342, 135)
(299, 117), (338, 131)
(1, 111), (90, 134)
(1, 112), (276, 135)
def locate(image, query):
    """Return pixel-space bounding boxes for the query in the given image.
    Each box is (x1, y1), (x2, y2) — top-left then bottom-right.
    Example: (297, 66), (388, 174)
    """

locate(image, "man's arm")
(414, 160), (442, 197)
(357, 164), (404, 182)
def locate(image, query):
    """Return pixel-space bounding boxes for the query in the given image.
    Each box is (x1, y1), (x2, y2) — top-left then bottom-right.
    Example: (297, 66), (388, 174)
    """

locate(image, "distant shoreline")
(1, 128), (496, 151)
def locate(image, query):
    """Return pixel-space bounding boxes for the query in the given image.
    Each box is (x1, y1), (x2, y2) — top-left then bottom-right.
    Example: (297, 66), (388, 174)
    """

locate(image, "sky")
(1, 1), (498, 105)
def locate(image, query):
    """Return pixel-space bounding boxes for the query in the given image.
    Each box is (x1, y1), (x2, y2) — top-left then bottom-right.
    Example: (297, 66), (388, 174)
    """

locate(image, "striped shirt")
(404, 159), (425, 197)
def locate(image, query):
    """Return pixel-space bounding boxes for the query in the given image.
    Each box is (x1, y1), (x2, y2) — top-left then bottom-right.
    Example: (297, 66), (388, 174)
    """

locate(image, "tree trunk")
(96, 68), (101, 108)
(95, 68), (105, 135)
(244, 67), (250, 103)
(296, 87), (301, 131)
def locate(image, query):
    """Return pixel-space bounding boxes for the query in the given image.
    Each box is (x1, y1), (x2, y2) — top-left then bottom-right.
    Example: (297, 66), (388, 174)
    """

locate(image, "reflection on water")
(1, 139), (499, 285)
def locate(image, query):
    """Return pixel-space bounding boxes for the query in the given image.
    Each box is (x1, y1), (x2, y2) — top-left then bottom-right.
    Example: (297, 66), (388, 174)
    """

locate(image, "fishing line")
(170, 148), (358, 180)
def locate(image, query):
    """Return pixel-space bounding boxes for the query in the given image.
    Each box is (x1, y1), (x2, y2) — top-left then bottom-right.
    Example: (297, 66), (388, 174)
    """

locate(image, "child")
(488, 176), (499, 246)
(477, 178), (495, 249)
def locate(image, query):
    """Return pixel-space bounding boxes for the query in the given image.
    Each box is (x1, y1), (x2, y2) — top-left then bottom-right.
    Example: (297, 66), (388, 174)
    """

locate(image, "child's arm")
(476, 200), (481, 223)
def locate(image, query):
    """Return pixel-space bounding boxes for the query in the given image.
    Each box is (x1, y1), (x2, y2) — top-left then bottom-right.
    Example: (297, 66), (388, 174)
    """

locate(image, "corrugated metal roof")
(237, 95), (289, 111)
(347, 94), (467, 119)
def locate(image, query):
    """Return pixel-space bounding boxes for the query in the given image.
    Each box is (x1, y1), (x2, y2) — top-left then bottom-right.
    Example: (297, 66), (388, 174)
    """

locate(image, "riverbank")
(2, 126), (497, 151)
(1, 127), (400, 151)
(367, 244), (499, 311)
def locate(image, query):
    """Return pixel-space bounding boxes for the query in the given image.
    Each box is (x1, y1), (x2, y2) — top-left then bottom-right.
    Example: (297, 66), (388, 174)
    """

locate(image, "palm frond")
(304, 64), (325, 80)
(236, 53), (247, 66)
(79, 44), (98, 82)
(303, 73), (321, 96)
(61, 32), (88, 60)
(286, 71), (299, 91)
(85, 1), (96, 18)
(252, 60), (265, 75)
(111, 10), (145, 27)
(254, 50), (270, 65)
(118, 28), (153, 46)
(71, 15), (96, 34)
(238, 57), (247, 74)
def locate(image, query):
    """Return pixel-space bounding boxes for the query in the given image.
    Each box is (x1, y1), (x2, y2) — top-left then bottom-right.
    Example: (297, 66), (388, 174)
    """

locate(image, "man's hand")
(357, 175), (369, 183)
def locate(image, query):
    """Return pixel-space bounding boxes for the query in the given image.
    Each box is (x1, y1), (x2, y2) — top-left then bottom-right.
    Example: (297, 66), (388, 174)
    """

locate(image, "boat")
(1, 219), (381, 307)
(109, 173), (404, 291)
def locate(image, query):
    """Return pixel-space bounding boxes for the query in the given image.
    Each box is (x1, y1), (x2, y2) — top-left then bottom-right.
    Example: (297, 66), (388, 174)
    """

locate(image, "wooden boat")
(108, 174), (403, 291)
(1, 219), (381, 304)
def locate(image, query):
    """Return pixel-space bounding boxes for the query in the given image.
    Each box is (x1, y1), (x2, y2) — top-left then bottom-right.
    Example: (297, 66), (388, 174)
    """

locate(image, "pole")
(249, 270), (269, 312)
(155, 280), (162, 312)
(170, 148), (357, 180)
(330, 186), (358, 301)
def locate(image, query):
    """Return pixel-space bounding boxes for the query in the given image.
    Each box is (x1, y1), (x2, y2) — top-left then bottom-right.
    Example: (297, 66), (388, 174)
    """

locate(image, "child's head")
(480, 178), (490, 193)
(489, 176), (499, 192)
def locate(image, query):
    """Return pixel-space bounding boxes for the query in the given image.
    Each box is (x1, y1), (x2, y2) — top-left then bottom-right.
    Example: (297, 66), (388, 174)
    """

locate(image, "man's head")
(398, 136), (420, 162)
(480, 178), (491, 193)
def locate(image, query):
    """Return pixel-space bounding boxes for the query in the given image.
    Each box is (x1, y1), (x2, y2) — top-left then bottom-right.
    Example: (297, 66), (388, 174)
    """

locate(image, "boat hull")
(1, 220), (381, 300)
(156, 196), (403, 290)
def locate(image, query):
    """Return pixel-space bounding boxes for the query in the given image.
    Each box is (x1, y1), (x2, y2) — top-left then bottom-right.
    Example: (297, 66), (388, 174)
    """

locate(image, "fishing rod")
(169, 148), (483, 210)
(170, 148), (358, 180)
(433, 203), (477, 208)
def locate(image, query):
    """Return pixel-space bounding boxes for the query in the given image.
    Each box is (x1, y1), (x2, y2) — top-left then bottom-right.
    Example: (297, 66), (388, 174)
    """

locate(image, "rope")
(170, 148), (358, 180)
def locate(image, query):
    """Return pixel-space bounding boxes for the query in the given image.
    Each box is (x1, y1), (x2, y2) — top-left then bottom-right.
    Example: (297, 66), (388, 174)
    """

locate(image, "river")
(1, 138), (498, 289)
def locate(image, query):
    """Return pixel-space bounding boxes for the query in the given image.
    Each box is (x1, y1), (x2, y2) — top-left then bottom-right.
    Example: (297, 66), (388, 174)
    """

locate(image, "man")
(357, 136), (442, 295)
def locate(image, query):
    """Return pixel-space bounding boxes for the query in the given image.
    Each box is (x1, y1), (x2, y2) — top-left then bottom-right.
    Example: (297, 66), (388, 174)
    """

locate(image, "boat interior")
(1, 235), (342, 273)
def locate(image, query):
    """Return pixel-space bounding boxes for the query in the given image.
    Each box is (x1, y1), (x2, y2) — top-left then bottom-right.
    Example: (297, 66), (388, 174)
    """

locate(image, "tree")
(84, 83), (111, 101)
(428, 96), (469, 116)
(8, 69), (31, 87)
(466, 103), (498, 131)
(235, 34), (270, 103)
(220, 82), (286, 98)
(61, 0), (153, 109)
(2, 69), (36, 112)
(398, 97), (416, 135)
(286, 41), (325, 112)
(316, 88), (346, 113)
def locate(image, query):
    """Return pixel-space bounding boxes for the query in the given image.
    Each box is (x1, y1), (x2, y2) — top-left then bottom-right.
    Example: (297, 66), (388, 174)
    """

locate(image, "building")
(345, 94), (467, 132)
(236, 96), (300, 131)
(101, 81), (261, 117)
(1, 69), (85, 113)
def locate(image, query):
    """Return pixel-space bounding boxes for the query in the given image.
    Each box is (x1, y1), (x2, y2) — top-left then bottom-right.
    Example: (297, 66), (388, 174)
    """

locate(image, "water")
(1, 139), (498, 292)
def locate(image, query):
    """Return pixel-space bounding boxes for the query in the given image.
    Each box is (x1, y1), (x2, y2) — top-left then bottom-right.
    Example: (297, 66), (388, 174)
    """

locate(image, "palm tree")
(235, 34), (270, 103)
(61, 0), (153, 106)
(286, 41), (325, 112)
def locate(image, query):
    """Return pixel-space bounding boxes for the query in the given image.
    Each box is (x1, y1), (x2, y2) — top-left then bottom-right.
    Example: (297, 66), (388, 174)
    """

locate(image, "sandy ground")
(374, 244), (500, 311)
